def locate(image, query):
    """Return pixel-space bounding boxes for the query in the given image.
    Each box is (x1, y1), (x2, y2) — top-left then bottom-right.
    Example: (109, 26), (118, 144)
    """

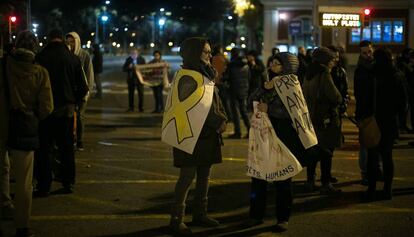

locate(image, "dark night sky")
(32, 0), (231, 20)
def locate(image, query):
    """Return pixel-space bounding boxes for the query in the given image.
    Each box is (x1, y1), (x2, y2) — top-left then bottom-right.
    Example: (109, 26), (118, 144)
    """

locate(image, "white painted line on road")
(76, 179), (250, 184)
(77, 160), (178, 179)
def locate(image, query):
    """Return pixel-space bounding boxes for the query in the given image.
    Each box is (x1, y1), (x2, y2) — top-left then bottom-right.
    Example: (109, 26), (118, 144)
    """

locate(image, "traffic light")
(10, 16), (17, 23)
(8, 15), (18, 42)
(363, 8), (370, 27)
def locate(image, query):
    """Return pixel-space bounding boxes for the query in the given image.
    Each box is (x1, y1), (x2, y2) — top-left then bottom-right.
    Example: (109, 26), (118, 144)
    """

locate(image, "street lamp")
(105, 1), (110, 5)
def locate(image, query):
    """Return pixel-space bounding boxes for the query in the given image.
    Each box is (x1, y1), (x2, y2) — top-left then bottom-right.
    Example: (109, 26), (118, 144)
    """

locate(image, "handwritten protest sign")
(247, 102), (302, 181)
(135, 62), (169, 87)
(161, 69), (214, 154)
(271, 74), (318, 149)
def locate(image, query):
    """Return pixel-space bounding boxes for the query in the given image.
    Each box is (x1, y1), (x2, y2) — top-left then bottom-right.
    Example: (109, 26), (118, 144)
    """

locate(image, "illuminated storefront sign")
(320, 13), (361, 27)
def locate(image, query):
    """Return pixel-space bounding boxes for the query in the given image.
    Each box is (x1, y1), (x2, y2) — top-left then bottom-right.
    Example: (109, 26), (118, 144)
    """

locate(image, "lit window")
(362, 27), (371, 41)
(372, 21), (381, 43)
(383, 21), (392, 42)
(393, 20), (404, 43)
(351, 28), (361, 43)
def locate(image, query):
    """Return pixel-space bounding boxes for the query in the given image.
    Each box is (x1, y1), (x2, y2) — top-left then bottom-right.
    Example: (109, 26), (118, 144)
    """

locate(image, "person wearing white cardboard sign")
(244, 52), (309, 232)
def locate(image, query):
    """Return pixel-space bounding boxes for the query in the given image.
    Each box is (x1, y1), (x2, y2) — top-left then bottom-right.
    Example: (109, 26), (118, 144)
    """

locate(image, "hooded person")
(302, 47), (343, 194)
(161, 37), (227, 235)
(66, 31), (94, 150)
(5, 30), (53, 237)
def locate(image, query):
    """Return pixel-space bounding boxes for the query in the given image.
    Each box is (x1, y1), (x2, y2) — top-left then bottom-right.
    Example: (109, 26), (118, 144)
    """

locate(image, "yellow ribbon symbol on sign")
(162, 69), (205, 144)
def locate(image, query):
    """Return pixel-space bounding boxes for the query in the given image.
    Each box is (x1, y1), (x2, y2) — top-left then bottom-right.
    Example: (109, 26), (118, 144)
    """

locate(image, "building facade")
(261, 0), (414, 64)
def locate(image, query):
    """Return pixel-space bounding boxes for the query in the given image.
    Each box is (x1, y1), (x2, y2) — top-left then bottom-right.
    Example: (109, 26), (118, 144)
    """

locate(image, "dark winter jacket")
(303, 63), (342, 149)
(248, 59), (266, 95)
(374, 62), (407, 145)
(173, 37), (227, 167)
(331, 66), (349, 114)
(92, 48), (103, 74)
(354, 57), (376, 121)
(223, 56), (250, 98)
(122, 56), (145, 84)
(6, 48), (54, 149)
(36, 41), (88, 117)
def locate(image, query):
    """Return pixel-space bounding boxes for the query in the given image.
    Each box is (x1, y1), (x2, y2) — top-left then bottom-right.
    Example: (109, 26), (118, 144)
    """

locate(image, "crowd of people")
(166, 38), (409, 236)
(0, 27), (412, 236)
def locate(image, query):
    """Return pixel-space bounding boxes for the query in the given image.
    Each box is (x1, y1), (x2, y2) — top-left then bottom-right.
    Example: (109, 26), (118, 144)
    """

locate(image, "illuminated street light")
(39, 42), (43, 47)
(150, 42), (155, 48)
(129, 42), (134, 47)
(117, 43), (121, 48)
(91, 32), (95, 36)
(158, 18), (166, 26)
(101, 15), (109, 22)
(240, 36), (245, 41)
(166, 12), (172, 16)
(241, 44), (246, 48)
(112, 42), (117, 46)
(168, 42), (173, 47)
(233, 0), (254, 17)
(124, 27), (128, 32)
(228, 15), (233, 20)
(160, 8), (165, 12)
(131, 32), (136, 37)
(109, 32), (113, 37)
(230, 42), (236, 47)
(105, 1), (110, 5)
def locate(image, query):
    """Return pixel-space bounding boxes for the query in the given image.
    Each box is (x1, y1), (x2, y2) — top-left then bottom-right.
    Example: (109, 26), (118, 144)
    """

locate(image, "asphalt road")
(2, 55), (413, 237)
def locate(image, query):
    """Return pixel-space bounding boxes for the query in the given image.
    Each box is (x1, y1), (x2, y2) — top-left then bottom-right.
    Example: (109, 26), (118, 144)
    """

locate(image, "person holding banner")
(245, 52), (310, 232)
(162, 37), (227, 235)
(302, 47), (343, 194)
(148, 50), (167, 113)
(122, 48), (145, 112)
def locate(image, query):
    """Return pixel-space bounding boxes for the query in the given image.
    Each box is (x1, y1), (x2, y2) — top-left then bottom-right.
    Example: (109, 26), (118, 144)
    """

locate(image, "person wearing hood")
(245, 52), (305, 232)
(361, 47), (406, 201)
(167, 37), (227, 235)
(5, 30), (53, 237)
(35, 29), (88, 196)
(353, 41), (382, 186)
(223, 47), (251, 139)
(66, 32), (94, 151)
(302, 47), (342, 195)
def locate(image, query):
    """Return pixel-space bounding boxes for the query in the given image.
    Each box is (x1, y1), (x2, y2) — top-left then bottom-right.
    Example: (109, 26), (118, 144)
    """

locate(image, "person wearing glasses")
(168, 37), (227, 235)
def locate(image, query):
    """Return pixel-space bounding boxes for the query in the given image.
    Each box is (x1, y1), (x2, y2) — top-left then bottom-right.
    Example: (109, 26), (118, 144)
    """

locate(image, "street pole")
(8, 18), (12, 43)
(95, 16), (99, 44)
(219, 20), (224, 46)
(27, 0), (31, 29)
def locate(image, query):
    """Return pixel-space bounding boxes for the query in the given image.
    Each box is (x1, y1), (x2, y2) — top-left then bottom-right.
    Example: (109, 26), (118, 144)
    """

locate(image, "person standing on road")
(211, 45), (232, 121)
(123, 48), (145, 112)
(354, 41), (382, 185)
(166, 37), (227, 235)
(35, 29), (88, 196)
(5, 30), (53, 237)
(0, 43), (15, 221)
(66, 32), (94, 151)
(148, 50), (167, 113)
(92, 44), (103, 99)
(244, 52), (305, 232)
(246, 50), (266, 98)
(360, 47), (406, 201)
(302, 47), (343, 194)
(223, 48), (250, 139)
